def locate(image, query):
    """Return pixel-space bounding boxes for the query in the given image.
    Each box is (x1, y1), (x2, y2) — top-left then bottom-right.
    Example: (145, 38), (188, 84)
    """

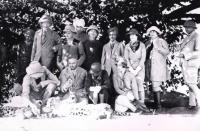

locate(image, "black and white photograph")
(0, 0), (200, 130)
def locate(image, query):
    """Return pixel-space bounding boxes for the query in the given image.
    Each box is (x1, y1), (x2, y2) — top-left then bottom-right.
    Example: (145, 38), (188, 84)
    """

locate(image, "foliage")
(0, 0), (200, 103)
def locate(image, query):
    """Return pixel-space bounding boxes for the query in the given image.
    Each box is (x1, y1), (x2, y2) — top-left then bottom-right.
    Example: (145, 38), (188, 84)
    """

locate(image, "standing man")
(73, 18), (88, 43)
(101, 27), (124, 77)
(177, 20), (200, 112)
(31, 14), (61, 71)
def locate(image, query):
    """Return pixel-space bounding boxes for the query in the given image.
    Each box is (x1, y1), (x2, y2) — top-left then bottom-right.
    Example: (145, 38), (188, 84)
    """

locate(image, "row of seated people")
(18, 57), (148, 114)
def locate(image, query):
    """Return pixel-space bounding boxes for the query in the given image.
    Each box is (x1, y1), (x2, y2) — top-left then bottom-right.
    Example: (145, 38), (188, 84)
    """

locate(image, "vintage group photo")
(0, 0), (200, 130)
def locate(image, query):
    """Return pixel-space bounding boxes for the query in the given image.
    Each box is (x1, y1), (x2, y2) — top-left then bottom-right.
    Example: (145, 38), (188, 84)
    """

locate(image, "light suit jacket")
(179, 31), (200, 84)
(101, 41), (125, 76)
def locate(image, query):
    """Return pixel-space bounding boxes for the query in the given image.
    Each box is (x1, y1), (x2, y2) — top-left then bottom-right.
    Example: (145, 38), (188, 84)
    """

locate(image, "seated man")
(59, 57), (88, 103)
(85, 62), (111, 104)
(114, 57), (148, 113)
(22, 61), (60, 109)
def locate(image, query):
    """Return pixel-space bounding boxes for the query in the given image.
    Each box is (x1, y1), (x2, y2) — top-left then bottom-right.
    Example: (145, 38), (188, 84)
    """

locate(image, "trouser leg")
(188, 83), (200, 107)
(42, 83), (56, 105)
(189, 91), (197, 107)
(137, 78), (145, 103)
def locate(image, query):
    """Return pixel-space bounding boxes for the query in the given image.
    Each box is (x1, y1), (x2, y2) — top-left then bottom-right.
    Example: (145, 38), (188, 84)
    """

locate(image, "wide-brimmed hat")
(107, 27), (118, 35)
(86, 25), (99, 34)
(64, 25), (76, 33)
(183, 20), (197, 29)
(38, 15), (53, 25)
(26, 61), (45, 77)
(73, 18), (85, 28)
(146, 26), (162, 35)
(127, 28), (139, 35)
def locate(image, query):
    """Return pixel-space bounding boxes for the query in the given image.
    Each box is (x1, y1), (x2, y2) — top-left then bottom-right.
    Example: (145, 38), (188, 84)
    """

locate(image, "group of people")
(13, 14), (200, 114)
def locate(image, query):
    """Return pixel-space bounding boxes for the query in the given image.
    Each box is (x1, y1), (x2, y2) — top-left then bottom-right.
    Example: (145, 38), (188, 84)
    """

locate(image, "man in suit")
(177, 20), (200, 113)
(31, 14), (61, 71)
(101, 27), (125, 76)
(59, 57), (88, 103)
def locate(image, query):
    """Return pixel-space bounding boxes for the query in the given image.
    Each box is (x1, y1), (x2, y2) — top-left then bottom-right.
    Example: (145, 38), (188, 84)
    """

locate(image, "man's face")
(109, 31), (117, 42)
(88, 29), (98, 41)
(40, 21), (51, 29)
(130, 34), (138, 43)
(68, 58), (77, 70)
(184, 27), (195, 34)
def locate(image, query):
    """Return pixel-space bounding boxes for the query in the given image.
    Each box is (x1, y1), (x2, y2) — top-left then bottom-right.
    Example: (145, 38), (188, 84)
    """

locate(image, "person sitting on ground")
(59, 57), (88, 103)
(22, 61), (60, 111)
(114, 57), (149, 113)
(85, 62), (110, 104)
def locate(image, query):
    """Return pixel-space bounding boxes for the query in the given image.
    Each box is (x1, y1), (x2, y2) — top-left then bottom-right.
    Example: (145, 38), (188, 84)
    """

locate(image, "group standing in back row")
(14, 14), (200, 114)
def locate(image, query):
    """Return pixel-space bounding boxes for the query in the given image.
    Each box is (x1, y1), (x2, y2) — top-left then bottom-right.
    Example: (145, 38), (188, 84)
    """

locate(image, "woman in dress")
(124, 28), (146, 104)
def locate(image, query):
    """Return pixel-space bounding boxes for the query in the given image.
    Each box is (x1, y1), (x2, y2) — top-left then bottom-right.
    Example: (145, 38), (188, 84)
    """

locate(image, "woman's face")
(149, 30), (158, 39)
(64, 31), (73, 39)
(130, 34), (138, 43)
(109, 31), (117, 42)
(88, 29), (98, 41)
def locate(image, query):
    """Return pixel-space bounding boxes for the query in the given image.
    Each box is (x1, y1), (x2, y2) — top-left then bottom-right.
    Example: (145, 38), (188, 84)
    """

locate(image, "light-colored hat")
(26, 61), (44, 76)
(64, 25), (76, 33)
(73, 18), (85, 28)
(86, 25), (99, 34)
(38, 15), (53, 25)
(146, 26), (162, 35)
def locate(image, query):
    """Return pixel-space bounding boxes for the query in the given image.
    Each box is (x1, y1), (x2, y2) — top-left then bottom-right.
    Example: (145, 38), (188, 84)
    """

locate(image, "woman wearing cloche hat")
(82, 25), (103, 71)
(56, 24), (86, 71)
(145, 26), (169, 112)
(124, 28), (146, 104)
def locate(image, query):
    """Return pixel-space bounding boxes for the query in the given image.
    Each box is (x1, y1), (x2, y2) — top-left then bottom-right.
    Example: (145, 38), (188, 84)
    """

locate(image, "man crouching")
(22, 61), (60, 111)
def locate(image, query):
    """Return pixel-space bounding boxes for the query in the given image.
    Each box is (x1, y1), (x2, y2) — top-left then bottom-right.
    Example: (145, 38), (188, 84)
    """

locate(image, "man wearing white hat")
(176, 20), (200, 113)
(145, 26), (169, 112)
(73, 18), (88, 42)
(31, 14), (61, 71)
(22, 61), (60, 108)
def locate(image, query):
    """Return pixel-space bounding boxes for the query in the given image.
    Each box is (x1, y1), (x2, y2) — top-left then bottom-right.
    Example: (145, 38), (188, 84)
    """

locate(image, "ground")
(0, 91), (199, 131)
